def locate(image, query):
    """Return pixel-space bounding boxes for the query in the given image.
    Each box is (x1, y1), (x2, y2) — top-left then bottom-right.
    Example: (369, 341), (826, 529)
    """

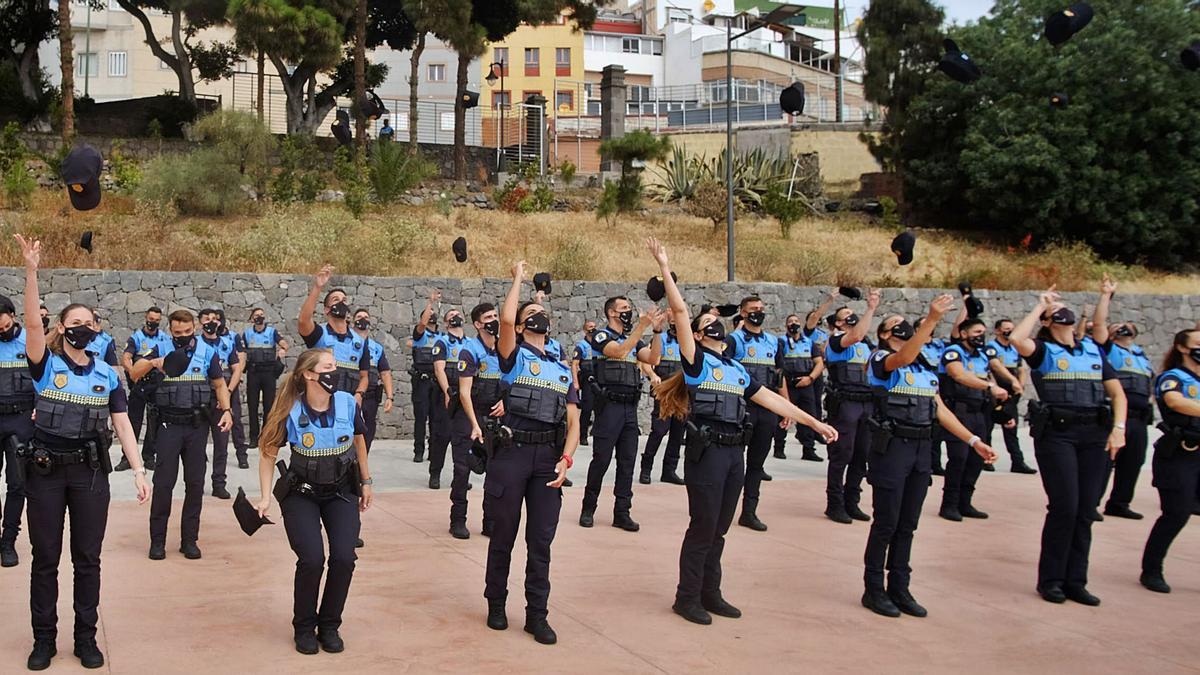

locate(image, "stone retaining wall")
(0, 268), (1195, 440)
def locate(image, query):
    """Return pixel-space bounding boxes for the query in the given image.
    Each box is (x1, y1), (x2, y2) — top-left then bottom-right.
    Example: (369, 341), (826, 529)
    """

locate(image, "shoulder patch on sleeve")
(944, 349), (959, 361)
(985, 347), (997, 358)
(1160, 378), (1178, 392)
(872, 351), (888, 362)
(595, 332), (607, 343)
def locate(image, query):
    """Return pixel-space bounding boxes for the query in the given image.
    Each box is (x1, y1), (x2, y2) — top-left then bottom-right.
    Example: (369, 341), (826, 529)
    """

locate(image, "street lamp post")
(486, 61), (506, 169)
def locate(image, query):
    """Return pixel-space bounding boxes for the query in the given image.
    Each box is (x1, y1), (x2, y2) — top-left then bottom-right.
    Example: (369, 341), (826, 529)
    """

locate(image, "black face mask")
(354, 319), (370, 331)
(172, 335), (194, 350)
(618, 310), (634, 331)
(1190, 348), (1200, 365)
(523, 312), (550, 335)
(969, 334), (986, 348)
(1115, 325), (1134, 338)
(842, 313), (860, 327)
(890, 320), (914, 341)
(483, 320), (499, 337)
(41, 316), (49, 330)
(702, 320), (726, 342)
(146, 321), (160, 332)
(317, 371), (338, 394)
(787, 323), (802, 335)
(746, 311), (766, 327)
(63, 325), (96, 350)
(448, 316), (463, 328)
(253, 316), (265, 326)
(1000, 330), (1012, 339)
(202, 321), (220, 335)
(1049, 308), (1076, 326)
(328, 302), (349, 319)
(428, 322), (438, 332)
(0, 323), (15, 342)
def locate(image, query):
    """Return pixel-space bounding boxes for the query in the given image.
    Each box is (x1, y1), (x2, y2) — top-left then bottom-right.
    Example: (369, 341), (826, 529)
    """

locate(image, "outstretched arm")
(299, 264), (334, 338)
(646, 237), (695, 363)
(806, 289), (837, 331)
(750, 387), (838, 443)
(15, 235), (46, 364)
(1092, 275), (1116, 345)
(839, 289), (881, 347)
(1012, 287), (1057, 357)
(498, 262), (527, 360)
(883, 295), (955, 371)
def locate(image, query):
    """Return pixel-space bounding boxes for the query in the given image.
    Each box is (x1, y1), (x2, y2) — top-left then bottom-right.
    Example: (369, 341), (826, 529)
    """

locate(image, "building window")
(524, 47), (539, 76)
(555, 90), (573, 111)
(427, 63), (445, 82)
(651, 40), (663, 55)
(492, 91), (511, 109)
(667, 8), (692, 24)
(555, 47), (571, 76)
(493, 47), (509, 74)
(108, 51), (127, 77)
(76, 52), (99, 78)
(521, 90), (543, 105)
(622, 37), (640, 54)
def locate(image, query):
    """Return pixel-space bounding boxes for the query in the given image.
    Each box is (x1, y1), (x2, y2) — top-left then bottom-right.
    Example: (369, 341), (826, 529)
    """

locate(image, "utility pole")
(834, 0), (843, 123)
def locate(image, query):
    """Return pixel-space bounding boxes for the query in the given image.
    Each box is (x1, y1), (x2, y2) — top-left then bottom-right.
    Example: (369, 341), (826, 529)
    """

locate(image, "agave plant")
(650, 145), (703, 202)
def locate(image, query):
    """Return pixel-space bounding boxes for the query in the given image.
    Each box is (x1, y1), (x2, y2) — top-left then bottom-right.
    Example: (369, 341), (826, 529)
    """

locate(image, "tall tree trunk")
(453, 51), (469, 180)
(58, 0), (74, 143)
(408, 32), (425, 149)
(16, 48), (41, 103)
(169, 8), (196, 102)
(353, 0), (367, 150)
(256, 49), (264, 121)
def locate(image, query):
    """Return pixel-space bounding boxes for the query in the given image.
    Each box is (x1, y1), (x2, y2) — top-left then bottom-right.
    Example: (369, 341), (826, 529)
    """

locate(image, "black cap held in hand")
(452, 236), (468, 263)
(838, 287), (862, 301)
(890, 231), (916, 266)
(1045, 3), (1093, 46)
(966, 296), (985, 319)
(80, 231), (94, 254)
(533, 272), (552, 295)
(646, 272), (678, 302)
(939, 38), (982, 84)
(715, 304), (739, 318)
(233, 487), (274, 536)
(958, 282), (973, 296)
(61, 145), (103, 211)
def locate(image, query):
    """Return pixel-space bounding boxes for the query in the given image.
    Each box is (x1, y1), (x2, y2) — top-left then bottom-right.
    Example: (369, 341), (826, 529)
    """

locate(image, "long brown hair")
(655, 372), (690, 420)
(48, 303), (93, 355)
(1162, 329), (1200, 373)
(259, 349), (330, 459)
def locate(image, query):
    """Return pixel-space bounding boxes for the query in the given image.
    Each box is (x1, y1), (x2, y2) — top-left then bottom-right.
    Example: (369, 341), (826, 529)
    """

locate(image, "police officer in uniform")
(218, 309), (251, 467)
(861, 300), (998, 618)
(987, 319), (1038, 474)
(726, 296), (784, 531)
(454, 303), (503, 539)
(641, 239), (836, 625)
(774, 313), (825, 462)
(15, 234), (151, 670)
(571, 321), (597, 445)
(823, 292), (882, 524)
(1139, 328), (1200, 593)
(242, 307), (289, 447)
(430, 309), (468, 489)
(805, 291), (839, 432)
(133, 309), (233, 561)
(485, 261), (578, 645)
(0, 295), (35, 568)
(915, 318), (947, 475)
(116, 306), (172, 473)
(297, 265), (370, 405)
(86, 311), (119, 370)
(1010, 288), (1126, 605)
(641, 317), (685, 485)
(937, 317), (1010, 521)
(580, 296), (663, 532)
(199, 308), (245, 497)
(1092, 276), (1152, 520)
(351, 309), (393, 451)
(409, 290), (442, 462)
(255, 348), (373, 655)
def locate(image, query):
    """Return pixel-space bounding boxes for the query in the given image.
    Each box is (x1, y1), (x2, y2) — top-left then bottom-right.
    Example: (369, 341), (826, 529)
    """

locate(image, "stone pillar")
(600, 65), (626, 173)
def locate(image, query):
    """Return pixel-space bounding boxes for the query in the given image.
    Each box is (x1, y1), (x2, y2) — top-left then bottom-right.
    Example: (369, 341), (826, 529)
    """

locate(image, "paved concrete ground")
(0, 429), (1197, 674)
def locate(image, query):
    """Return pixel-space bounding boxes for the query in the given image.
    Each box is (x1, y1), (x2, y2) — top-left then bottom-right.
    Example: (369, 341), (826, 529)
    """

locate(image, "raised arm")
(1092, 275), (1116, 345)
(1076, 305), (1092, 342)
(1012, 287), (1057, 357)
(15, 235), (46, 364)
(646, 237), (695, 363)
(884, 295), (955, 371)
(498, 262), (527, 360)
(806, 289), (837, 331)
(416, 289), (440, 334)
(299, 264), (334, 338)
(840, 288), (881, 347)
(949, 296), (968, 340)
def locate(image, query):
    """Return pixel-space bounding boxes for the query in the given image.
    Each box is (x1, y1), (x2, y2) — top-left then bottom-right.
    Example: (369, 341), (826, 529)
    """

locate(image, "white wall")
(582, 33), (665, 85)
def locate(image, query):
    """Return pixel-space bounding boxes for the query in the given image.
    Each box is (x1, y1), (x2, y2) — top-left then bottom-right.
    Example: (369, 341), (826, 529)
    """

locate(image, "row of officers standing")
(1, 231), (1198, 669)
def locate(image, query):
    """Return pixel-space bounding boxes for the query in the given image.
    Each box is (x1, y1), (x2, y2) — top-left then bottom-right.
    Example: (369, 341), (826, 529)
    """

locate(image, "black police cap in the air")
(359, 90), (387, 120)
(61, 145), (103, 211)
(1050, 92), (1070, 107)
(232, 487), (273, 536)
(1182, 41), (1200, 70)
(958, 282), (985, 318)
(890, 231), (916, 266)
(331, 109), (352, 147)
(938, 39), (981, 84)
(1045, 2), (1093, 46)
(779, 82), (805, 116)
(533, 272), (552, 295)
(80, 231), (94, 254)
(646, 271), (678, 302)
(838, 286), (862, 300)
(452, 236), (468, 263)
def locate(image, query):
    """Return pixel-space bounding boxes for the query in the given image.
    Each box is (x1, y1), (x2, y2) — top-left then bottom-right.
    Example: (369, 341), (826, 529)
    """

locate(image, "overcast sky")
(843, 0), (995, 25)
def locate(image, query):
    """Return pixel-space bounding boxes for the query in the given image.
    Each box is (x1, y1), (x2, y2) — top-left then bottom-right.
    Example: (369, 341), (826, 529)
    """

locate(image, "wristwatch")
(361, 478), (374, 486)
(1114, 423), (1126, 431)
(134, 467), (148, 476)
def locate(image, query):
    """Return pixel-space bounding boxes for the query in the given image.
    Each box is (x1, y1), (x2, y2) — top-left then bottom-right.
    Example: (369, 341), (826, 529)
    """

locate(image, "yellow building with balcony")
(480, 14), (586, 118)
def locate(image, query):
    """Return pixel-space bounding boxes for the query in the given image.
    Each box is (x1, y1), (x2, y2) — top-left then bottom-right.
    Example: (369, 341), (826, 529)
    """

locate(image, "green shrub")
(378, 217), (424, 258)
(335, 146), (370, 219)
(495, 162), (553, 213)
(370, 142), (433, 204)
(2, 158), (36, 210)
(545, 235), (598, 280)
(652, 145), (700, 202)
(137, 148), (245, 216)
(108, 143), (143, 192)
(272, 135), (326, 204)
(0, 121), (25, 175)
(686, 179), (729, 229)
(234, 206), (345, 269)
(792, 248), (837, 285)
(557, 159), (576, 186)
(595, 180), (619, 226)
(737, 238), (788, 281)
(192, 109), (275, 189)
(599, 129), (671, 213)
(762, 185), (808, 239)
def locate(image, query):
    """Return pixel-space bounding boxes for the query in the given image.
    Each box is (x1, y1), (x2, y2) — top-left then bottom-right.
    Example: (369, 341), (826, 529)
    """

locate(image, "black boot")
(114, 456), (131, 472)
(487, 600), (508, 630)
(1103, 503), (1143, 520)
(428, 475), (440, 490)
(1037, 583), (1067, 604)
(412, 450), (424, 463)
(1140, 570), (1171, 594)
(523, 617), (557, 645)
(612, 513), (640, 532)
(959, 504), (989, 519)
(701, 594), (742, 618)
(1063, 585), (1101, 606)
(861, 589), (901, 618)
(801, 447), (823, 462)
(638, 467), (652, 485)
(672, 599), (712, 625)
(0, 538), (17, 567)
(295, 631), (319, 655)
(660, 470), (685, 485)
(774, 448), (787, 460)
(179, 541), (202, 560)
(845, 503), (871, 522)
(738, 507), (767, 532)
(939, 505), (963, 522)
(148, 541), (166, 560)
(1011, 460), (1038, 474)
(579, 508), (594, 528)
(26, 639), (56, 671)
(238, 458), (250, 470)
(211, 485), (231, 500)
(450, 523), (470, 540)
(887, 588), (928, 618)
(825, 504), (853, 524)
(316, 629), (344, 653)
(74, 639), (104, 669)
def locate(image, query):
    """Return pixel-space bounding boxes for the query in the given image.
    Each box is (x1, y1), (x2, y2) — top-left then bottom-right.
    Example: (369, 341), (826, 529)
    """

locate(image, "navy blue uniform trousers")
(827, 398), (872, 509)
(742, 403), (778, 512)
(1141, 440), (1200, 575)
(583, 398), (640, 517)
(942, 408), (988, 511)
(1033, 423), (1109, 590)
(410, 373), (434, 455)
(865, 436), (931, 591)
(281, 490), (360, 634)
(642, 397), (683, 478)
(677, 443), (745, 603)
(0, 411), (34, 543)
(1103, 414), (1149, 510)
(484, 442), (562, 620)
(150, 421), (209, 545)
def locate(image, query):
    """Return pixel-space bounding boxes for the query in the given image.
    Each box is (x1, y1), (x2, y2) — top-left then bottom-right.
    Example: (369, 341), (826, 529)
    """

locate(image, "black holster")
(1027, 401), (1050, 441)
(447, 386), (461, 414)
(825, 393), (842, 418)
(86, 436), (114, 474)
(867, 417), (894, 455)
(4, 434), (26, 487)
(589, 380), (608, 413)
(684, 421), (709, 464)
(272, 460), (290, 503)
